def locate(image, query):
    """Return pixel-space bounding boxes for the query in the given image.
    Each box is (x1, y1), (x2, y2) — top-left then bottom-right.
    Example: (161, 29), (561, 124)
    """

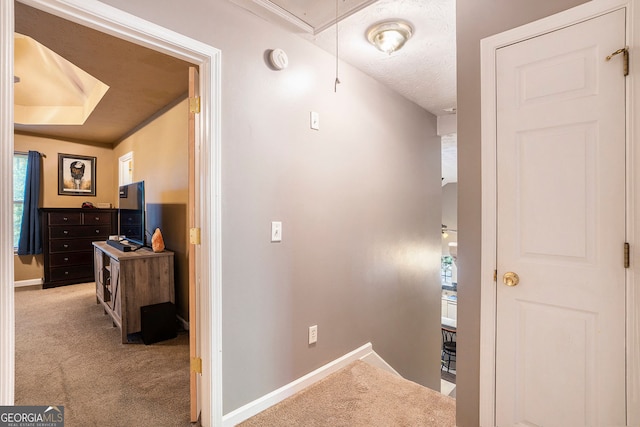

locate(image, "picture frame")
(58, 153), (96, 196)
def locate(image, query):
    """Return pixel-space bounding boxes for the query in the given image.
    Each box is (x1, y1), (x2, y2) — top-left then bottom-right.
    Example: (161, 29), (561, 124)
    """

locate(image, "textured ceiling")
(307, 0), (457, 116)
(14, 2), (193, 144)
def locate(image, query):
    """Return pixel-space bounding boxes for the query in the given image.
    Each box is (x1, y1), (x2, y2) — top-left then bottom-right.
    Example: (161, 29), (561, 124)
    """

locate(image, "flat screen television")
(118, 180), (145, 247)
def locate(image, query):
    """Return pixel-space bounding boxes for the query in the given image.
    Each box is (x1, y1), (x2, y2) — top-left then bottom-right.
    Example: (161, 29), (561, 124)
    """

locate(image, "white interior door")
(495, 9), (627, 426)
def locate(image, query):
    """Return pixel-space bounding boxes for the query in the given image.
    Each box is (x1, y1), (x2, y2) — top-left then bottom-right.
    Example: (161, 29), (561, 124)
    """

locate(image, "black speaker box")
(140, 301), (177, 345)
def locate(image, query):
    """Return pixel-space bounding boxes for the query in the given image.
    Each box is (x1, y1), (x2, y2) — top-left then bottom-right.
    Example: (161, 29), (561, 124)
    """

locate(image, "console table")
(93, 241), (175, 343)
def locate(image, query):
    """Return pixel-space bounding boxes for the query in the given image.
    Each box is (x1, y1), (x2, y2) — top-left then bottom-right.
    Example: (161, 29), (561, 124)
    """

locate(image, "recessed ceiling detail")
(15, 2), (193, 144)
(14, 33), (109, 126)
(230, 0), (377, 34)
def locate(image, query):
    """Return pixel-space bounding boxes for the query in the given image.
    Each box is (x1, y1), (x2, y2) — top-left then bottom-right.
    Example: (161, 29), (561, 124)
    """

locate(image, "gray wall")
(98, 0), (443, 414)
(455, 0), (590, 425)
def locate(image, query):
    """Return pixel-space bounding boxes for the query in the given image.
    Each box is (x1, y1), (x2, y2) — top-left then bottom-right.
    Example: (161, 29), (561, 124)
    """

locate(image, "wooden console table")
(93, 241), (175, 343)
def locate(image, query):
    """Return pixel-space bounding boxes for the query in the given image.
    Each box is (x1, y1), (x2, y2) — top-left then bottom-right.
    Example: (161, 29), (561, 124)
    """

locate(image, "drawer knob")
(64, 271), (69, 275)
(63, 230), (69, 235)
(95, 217), (100, 221)
(63, 244), (69, 248)
(95, 229), (100, 234)
(63, 217), (68, 221)
(64, 257), (69, 261)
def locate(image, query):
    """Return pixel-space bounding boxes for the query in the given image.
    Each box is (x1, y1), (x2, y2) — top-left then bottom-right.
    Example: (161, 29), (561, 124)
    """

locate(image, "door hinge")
(191, 357), (202, 374)
(494, 269), (498, 282)
(624, 242), (630, 268)
(189, 96), (201, 114)
(189, 227), (201, 245)
(606, 47), (629, 76)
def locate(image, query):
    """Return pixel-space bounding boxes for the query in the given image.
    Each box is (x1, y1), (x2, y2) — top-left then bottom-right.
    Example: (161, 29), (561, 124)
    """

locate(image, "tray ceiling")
(14, 2), (193, 145)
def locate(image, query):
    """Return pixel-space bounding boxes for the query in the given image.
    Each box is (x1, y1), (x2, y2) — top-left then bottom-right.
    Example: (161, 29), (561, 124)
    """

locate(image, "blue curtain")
(18, 151), (42, 255)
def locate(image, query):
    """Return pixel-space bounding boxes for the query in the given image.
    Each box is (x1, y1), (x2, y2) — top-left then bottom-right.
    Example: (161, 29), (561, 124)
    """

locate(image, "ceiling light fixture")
(366, 20), (413, 55)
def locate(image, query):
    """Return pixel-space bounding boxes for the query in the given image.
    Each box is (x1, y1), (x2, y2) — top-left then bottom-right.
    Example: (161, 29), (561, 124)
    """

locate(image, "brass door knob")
(503, 271), (520, 287)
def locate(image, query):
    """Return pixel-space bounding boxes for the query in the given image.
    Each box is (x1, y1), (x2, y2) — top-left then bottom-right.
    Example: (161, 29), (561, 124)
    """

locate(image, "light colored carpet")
(14, 282), (190, 427)
(239, 360), (456, 426)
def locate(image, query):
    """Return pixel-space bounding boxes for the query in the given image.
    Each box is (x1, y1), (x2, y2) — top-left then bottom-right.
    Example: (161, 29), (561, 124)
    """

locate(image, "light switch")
(271, 221), (282, 242)
(310, 111), (320, 130)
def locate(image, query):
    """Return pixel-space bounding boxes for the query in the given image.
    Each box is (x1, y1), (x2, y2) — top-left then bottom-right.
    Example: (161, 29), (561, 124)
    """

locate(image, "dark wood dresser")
(41, 208), (118, 288)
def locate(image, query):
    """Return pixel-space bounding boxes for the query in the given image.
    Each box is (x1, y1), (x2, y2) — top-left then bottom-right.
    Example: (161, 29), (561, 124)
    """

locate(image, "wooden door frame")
(0, 0), (223, 425)
(480, 0), (638, 424)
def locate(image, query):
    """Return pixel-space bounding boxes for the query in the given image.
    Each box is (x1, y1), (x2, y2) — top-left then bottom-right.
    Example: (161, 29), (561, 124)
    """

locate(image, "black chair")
(441, 327), (457, 372)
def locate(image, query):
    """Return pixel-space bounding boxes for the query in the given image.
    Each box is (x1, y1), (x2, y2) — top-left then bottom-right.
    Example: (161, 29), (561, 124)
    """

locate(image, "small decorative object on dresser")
(41, 207), (117, 288)
(151, 227), (165, 252)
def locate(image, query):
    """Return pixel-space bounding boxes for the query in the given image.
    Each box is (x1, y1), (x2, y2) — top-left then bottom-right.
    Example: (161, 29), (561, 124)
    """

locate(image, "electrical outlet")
(308, 325), (318, 344)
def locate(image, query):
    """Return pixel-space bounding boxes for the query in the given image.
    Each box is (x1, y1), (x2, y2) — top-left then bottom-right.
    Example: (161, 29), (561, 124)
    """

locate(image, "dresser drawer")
(48, 212), (82, 225)
(50, 239), (95, 253)
(82, 212), (113, 225)
(49, 265), (93, 282)
(49, 225), (111, 239)
(50, 252), (93, 267)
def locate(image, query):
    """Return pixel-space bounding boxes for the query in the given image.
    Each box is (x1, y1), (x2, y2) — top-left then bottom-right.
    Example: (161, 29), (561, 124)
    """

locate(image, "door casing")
(480, 0), (640, 425)
(0, 0), (223, 425)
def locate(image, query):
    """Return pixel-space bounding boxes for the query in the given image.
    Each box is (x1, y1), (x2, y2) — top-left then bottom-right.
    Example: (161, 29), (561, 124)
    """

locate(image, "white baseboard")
(221, 342), (398, 426)
(14, 279), (43, 288)
(176, 314), (189, 331)
(360, 350), (400, 376)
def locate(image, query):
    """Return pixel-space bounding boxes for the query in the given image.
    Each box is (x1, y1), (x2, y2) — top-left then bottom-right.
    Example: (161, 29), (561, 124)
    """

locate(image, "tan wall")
(113, 99), (189, 320)
(14, 253), (43, 283)
(14, 134), (116, 207)
(13, 134), (117, 284)
(455, 0), (590, 425)
(112, 100), (189, 205)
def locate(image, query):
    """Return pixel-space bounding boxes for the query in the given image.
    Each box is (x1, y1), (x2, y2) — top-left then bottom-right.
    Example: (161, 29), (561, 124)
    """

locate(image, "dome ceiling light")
(366, 20), (414, 54)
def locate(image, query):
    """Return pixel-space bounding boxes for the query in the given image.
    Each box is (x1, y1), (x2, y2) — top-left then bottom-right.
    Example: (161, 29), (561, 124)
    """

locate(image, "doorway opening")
(439, 115), (457, 397)
(1, 0), (222, 424)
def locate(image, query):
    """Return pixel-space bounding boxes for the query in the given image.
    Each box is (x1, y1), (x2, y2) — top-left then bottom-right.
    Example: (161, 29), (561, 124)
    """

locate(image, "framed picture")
(58, 153), (96, 196)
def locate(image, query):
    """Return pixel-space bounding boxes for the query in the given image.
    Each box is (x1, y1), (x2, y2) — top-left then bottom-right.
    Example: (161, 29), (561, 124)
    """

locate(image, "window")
(13, 152), (28, 248)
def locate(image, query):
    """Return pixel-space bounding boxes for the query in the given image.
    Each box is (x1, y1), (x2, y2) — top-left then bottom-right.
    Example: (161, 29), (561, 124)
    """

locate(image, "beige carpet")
(239, 360), (456, 426)
(14, 282), (190, 427)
